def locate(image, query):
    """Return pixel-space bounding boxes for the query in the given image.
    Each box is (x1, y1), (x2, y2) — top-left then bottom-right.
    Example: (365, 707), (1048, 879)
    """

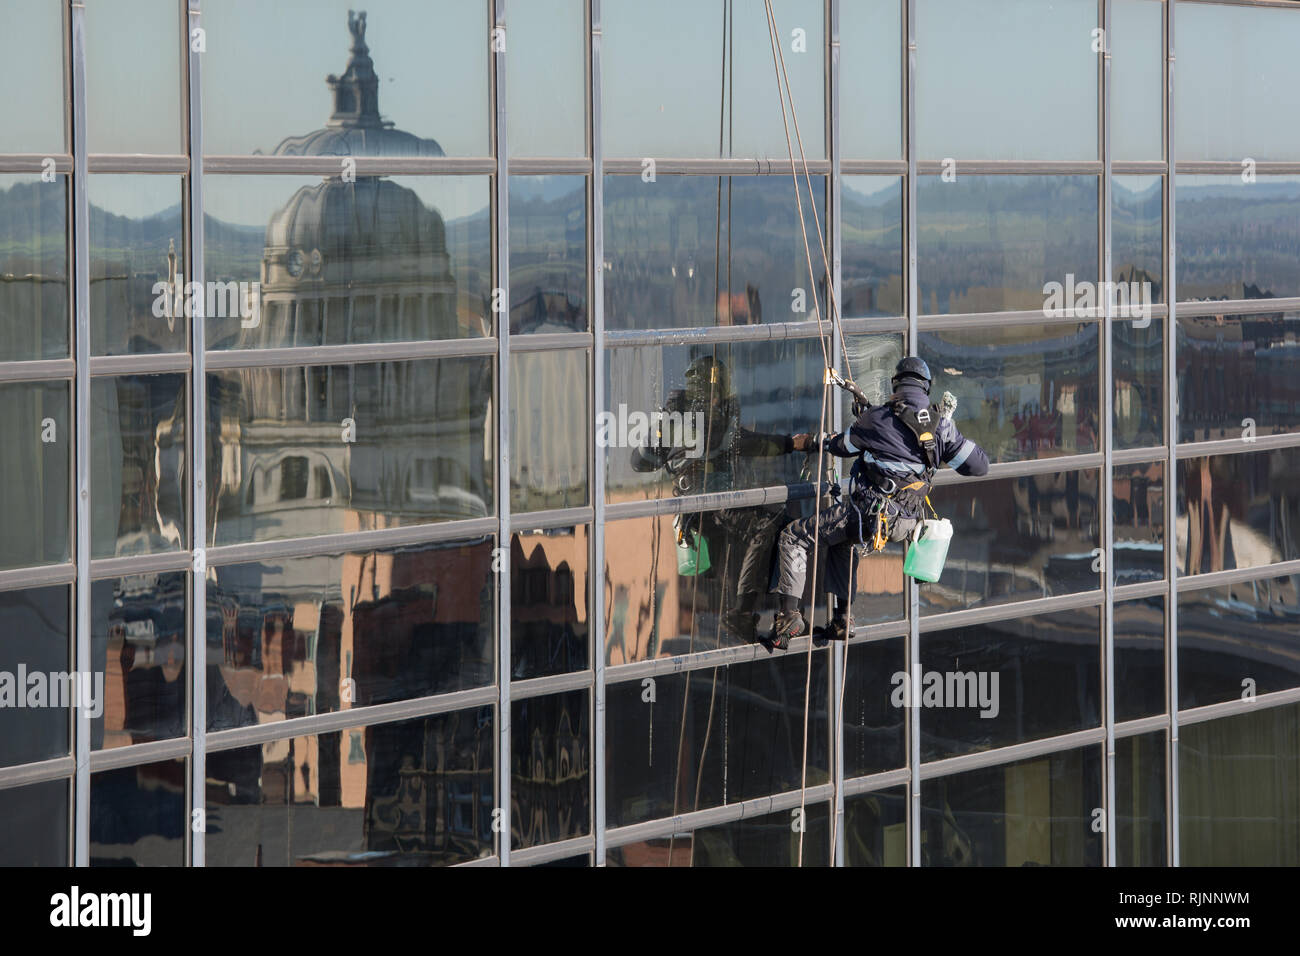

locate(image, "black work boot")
(814, 617), (849, 643)
(767, 608), (805, 651)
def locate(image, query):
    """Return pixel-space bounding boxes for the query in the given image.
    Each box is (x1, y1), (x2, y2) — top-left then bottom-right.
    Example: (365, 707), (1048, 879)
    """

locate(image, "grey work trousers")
(772, 495), (917, 602)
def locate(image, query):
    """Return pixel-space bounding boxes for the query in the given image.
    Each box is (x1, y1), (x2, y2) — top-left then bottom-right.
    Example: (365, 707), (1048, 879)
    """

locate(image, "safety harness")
(848, 398), (944, 553)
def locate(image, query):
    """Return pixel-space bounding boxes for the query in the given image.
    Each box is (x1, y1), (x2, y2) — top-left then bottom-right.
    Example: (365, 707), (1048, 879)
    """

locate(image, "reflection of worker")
(631, 355), (813, 642)
(770, 357), (990, 648)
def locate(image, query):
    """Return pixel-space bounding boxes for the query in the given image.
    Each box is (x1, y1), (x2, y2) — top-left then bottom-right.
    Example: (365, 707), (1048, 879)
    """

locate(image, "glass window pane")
(604, 174), (826, 330)
(202, 1), (489, 157)
(840, 0), (901, 160)
(844, 638), (906, 778)
(1116, 730), (1166, 867)
(1180, 702), (1300, 866)
(509, 176), (587, 333)
(1177, 448), (1300, 577)
(608, 803), (830, 867)
(1115, 596), (1164, 723)
(0, 585), (70, 769)
(0, 174), (69, 362)
(90, 759), (186, 867)
(207, 537), (495, 733)
(918, 176), (1099, 314)
(0, 0), (64, 154)
(917, 0), (1097, 161)
(918, 325), (1099, 463)
(511, 525), (588, 679)
(1176, 175), (1300, 302)
(841, 177), (904, 318)
(90, 175), (186, 355)
(844, 787), (907, 867)
(920, 745), (1104, 866)
(85, 0), (182, 154)
(91, 374), (187, 561)
(205, 707), (495, 866)
(1178, 312), (1300, 444)
(1114, 317), (1163, 451)
(1178, 3), (1300, 163)
(207, 356), (493, 546)
(204, 174), (491, 349)
(1112, 0), (1163, 163)
(1114, 461), (1164, 587)
(508, 0), (585, 157)
(603, 0), (823, 160)
(921, 607), (1100, 761)
(512, 350), (588, 512)
(605, 653), (829, 828)
(1179, 583), (1300, 712)
(511, 690), (590, 850)
(93, 572), (187, 750)
(1113, 175), (1163, 297)
(0, 779), (69, 866)
(0, 380), (70, 571)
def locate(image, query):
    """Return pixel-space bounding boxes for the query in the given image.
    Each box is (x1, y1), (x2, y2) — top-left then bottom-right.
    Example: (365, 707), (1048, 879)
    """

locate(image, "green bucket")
(677, 534), (712, 576)
(903, 518), (952, 582)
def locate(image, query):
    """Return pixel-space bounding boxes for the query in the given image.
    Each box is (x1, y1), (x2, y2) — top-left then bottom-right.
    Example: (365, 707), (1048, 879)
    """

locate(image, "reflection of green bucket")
(903, 519), (952, 582)
(677, 535), (711, 576)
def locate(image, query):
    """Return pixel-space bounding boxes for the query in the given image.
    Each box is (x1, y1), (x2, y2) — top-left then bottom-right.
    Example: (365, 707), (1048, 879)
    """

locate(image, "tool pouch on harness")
(848, 398), (946, 554)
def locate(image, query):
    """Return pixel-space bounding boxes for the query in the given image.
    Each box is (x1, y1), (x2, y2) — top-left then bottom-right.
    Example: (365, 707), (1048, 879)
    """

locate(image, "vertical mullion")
(1100, 0), (1116, 868)
(186, 0), (206, 869)
(493, 0), (512, 868)
(590, 0), (607, 867)
(69, 0), (90, 869)
(904, 0), (920, 869)
(827, 0), (845, 869)
(1164, 0), (1180, 869)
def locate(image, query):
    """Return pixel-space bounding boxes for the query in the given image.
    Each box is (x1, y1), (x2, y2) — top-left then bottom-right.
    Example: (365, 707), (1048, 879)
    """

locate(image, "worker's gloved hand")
(852, 398), (868, 418)
(939, 390), (958, 421)
(791, 433), (818, 453)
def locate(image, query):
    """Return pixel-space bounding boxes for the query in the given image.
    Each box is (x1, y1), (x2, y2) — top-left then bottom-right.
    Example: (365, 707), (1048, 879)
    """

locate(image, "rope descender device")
(825, 366), (872, 414)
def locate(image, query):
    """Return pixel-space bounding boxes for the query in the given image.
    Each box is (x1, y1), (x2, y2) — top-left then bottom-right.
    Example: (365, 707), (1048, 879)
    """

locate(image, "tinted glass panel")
(1112, 0), (1163, 162)
(0, 174), (68, 362)
(1114, 461), (1164, 587)
(841, 177), (904, 318)
(512, 349), (588, 512)
(1113, 175), (1163, 297)
(92, 572), (186, 749)
(1179, 583), (1300, 712)
(1178, 4), (1300, 162)
(0, 0), (64, 153)
(1176, 176), (1300, 302)
(0, 779), (68, 866)
(512, 690), (590, 850)
(843, 787), (907, 867)
(203, 1), (489, 157)
(603, 175), (826, 330)
(509, 176), (587, 333)
(843, 637), (906, 778)
(90, 760), (186, 867)
(918, 326), (1099, 463)
(920, 470), (1100, 616)
(512, 525), (588, 679)
(1116, 730), (1166, 867)
(606, 653), (829, 827)
(207, 538), (495, 732)
(918, 177), (1099, 314)
(204, 174), (491, 349)
(508, 0), (585, 157)
(1178, 448), (1300, 577)
(920, 607), (1101, 761)
(917, 0), (1097, 161)
(207, 356), (493, 546)
(1180, 703), (1300, 866)
(90, 175), (186, 355)
(0, 585), (69, 769)
(91, 374), (187, 560)
(840, 0), (901, 160)
(1115, 596), (1164, 723)
(608, 803), (830, 867)
(205, 707), (495, 866)
(920, 745), (1103, 866)
(1114, 318), (1163, 450)
(85, 0), (182, 154)
(1178, 312), (1300, 443)
(0, 380), (70, 570)
(602, 0), (823, 160)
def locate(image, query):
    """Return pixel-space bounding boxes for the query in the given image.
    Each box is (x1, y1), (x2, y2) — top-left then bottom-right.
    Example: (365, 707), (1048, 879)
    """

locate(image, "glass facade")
(1, 0), (1298, 869)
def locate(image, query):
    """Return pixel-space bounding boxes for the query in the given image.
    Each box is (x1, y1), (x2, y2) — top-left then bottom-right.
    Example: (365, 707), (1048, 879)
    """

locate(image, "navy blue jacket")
(824, 384), (990, 486)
